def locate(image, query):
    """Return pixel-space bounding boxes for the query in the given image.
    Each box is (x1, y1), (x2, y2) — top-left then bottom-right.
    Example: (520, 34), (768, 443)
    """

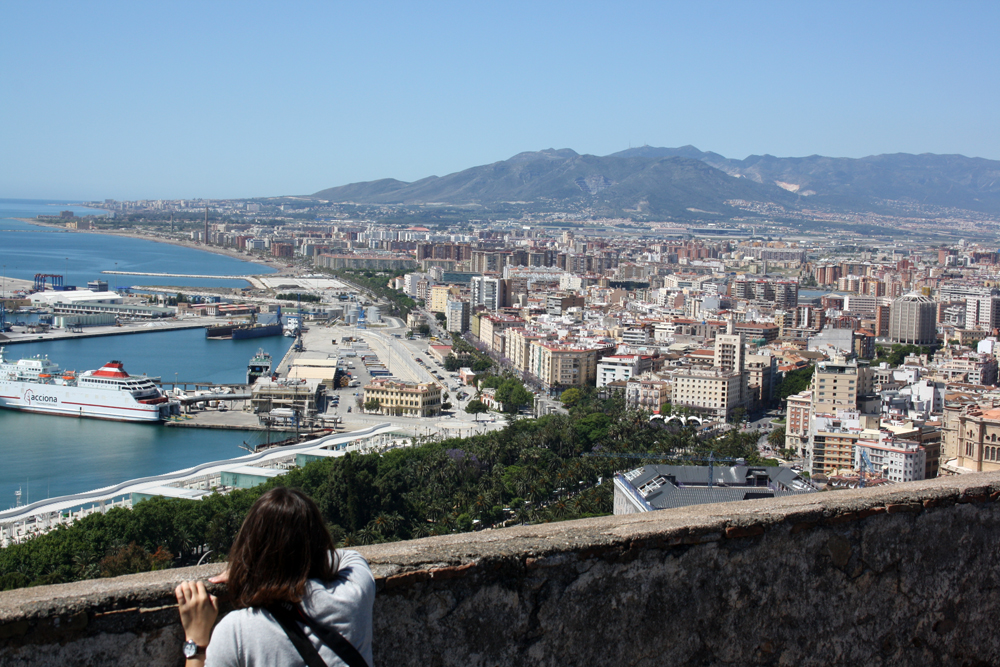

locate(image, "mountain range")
(311, 146), (1000, 221)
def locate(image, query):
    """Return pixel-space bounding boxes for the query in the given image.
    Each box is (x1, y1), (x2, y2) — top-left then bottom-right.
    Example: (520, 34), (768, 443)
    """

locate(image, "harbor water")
(0, 199), (293, 508)
(0, 199), (275, 289)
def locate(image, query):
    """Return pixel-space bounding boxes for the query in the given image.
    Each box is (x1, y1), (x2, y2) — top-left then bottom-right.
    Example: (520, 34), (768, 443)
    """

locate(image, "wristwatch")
(183, 639), (207, 659)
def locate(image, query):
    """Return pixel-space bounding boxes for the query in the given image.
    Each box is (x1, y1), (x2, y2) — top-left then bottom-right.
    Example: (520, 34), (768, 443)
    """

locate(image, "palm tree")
(356, 525), (382, 546)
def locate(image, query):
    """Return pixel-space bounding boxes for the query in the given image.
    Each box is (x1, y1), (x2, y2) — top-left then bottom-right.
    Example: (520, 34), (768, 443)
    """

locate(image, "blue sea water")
(0, 199), (274, 289)
(0, 200), (295, 508)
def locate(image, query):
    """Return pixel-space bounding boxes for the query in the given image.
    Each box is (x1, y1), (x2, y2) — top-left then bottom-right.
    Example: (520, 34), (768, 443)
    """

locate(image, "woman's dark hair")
(227, 487), (339, 608)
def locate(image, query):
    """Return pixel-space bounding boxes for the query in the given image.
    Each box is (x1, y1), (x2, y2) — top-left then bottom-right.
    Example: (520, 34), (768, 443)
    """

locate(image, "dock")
(101, 270), (254, 280)
(0, 317), (215, 345)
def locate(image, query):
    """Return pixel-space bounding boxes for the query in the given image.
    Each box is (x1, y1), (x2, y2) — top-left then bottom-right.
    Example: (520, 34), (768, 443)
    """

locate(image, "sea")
(0, 199), (294, 508)
(0, 199), (264, 289)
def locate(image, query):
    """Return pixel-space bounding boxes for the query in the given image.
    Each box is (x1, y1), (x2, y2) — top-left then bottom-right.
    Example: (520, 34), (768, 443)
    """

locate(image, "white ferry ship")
(0, 348), (173, 422)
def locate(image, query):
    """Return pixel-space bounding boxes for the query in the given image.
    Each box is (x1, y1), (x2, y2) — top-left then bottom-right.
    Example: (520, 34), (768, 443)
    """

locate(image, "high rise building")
(445, 299), (470, 333)
(965, 295), (1000, 331)
(470, 275), (500, 310)
(714, 333), (745, 373)
(888, 293), (937, 345)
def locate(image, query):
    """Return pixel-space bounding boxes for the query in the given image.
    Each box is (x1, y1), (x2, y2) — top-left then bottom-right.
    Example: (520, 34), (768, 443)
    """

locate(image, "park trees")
(559, 388), (582, 407)
(464, 400), (489, 420)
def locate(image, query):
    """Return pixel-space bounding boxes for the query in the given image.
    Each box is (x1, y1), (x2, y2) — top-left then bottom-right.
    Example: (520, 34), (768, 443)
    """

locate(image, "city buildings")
(363, 378), (442, 418)
(889, 293), (937, 345)
(613, 464), (814, 515)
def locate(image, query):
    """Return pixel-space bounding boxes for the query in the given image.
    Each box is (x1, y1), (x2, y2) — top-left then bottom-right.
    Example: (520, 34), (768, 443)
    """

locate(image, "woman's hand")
(208, 569), (229, 584)
(175, 580), (219, 647)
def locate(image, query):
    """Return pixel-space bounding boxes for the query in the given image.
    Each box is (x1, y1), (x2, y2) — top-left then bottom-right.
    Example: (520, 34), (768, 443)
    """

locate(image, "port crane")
(33, 274), (63, 291)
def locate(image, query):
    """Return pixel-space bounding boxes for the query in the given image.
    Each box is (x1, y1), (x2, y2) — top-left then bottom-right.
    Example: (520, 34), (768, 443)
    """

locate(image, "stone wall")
(4, 472), (1000, 666)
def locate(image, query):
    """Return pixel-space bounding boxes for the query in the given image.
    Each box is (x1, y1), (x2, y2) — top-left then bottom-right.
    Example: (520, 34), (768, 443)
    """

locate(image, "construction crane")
(583, 451), (744, 489)
(858, 449), (882, 488)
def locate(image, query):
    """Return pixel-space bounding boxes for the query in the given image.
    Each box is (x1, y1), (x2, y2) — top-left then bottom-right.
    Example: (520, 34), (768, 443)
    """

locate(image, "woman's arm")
(175, 580), (219, 666)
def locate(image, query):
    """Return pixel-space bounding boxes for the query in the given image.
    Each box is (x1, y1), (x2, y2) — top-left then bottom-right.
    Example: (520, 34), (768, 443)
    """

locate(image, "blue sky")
(1, 1), (998, 201)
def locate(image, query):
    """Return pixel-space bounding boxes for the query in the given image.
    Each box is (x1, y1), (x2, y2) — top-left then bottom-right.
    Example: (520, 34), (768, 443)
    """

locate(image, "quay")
(0, 317), (213, 344)
(101, 270), (253, 280)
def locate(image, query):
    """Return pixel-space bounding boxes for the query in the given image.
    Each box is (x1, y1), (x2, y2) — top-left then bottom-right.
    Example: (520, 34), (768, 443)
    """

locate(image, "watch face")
(183, 641), (198, 658)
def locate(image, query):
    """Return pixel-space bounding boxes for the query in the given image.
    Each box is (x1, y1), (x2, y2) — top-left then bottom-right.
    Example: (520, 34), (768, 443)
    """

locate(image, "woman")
(175, 487), (375, 666)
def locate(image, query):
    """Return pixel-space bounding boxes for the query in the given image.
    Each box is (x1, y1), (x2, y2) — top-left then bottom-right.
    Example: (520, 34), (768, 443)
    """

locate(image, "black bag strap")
(267, 602), (370, 667)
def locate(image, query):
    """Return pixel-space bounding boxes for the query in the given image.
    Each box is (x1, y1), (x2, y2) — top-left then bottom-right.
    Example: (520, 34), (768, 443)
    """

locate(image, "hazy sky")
(2, 1), (998, 201)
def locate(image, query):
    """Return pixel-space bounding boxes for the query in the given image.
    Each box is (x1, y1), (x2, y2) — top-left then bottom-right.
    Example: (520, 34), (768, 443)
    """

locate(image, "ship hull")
(232, 323), (282, 340)
(206, 323), (283, 340)
(0, 381), (164, 422)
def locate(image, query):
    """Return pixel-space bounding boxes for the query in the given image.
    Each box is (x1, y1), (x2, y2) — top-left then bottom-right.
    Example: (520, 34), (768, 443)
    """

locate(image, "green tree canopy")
(776, 366), (815, 402)
(560, 388), (582, 407)
(464, 400), (489, 420)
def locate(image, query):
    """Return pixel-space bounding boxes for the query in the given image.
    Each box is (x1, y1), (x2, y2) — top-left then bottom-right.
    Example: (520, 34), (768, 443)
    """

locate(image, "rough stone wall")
(4, 473), (1000, 666)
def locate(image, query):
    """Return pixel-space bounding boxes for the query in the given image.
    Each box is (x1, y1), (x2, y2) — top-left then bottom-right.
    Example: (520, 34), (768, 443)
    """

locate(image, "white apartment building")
(965, 295), (1000, 331)
(855, 439), (926, 483)
(621, 326), (651, 346)
(597, 354), (652, 388)
(470, 275), (500, 310)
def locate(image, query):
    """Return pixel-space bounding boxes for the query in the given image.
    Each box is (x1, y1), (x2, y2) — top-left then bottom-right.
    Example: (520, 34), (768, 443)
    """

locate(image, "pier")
(101, 270), (253, 280)
(0, 316), (214, 344)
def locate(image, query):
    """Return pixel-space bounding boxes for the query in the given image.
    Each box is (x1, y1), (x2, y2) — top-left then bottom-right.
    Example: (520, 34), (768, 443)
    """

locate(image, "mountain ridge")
(311, 147), (1000, 219)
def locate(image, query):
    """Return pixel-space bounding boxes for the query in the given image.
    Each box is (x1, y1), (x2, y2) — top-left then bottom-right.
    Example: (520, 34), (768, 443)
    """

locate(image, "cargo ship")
(206, 307), (283, 340)
(0, 348), (173, 422)
(247, 348), (273, 385)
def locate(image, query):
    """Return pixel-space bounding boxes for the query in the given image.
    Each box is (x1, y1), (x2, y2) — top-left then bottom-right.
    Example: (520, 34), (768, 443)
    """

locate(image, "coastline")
(13, 218), (281, 272)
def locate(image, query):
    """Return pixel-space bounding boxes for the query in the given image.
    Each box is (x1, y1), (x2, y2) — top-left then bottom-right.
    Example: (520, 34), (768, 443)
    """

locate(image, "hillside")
(612, 147), (1000, 215)
(313, 150), (798, 219)
(311, 146), (1000, 219)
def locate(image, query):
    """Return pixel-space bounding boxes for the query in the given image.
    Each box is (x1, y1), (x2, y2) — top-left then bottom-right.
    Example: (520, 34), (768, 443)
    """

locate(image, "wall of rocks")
(4, 472), (1000, 666)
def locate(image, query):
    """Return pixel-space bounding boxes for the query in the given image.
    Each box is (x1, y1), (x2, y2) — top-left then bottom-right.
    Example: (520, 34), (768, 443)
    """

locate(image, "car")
(347, 407), (352, 412)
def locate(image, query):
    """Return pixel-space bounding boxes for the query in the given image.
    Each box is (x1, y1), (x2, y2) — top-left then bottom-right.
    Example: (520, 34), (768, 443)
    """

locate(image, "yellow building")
(811, 358), (874, 416)
(810, 428), (861, 476)
(479, 314), (524, 354)
(507, 328), (550, 373)
(528, 341), (613, 389)
(951, 405), (1000, 473)
(429, 285), (459, 313)
(363, 378), (442, 418)
(672, 368), (747, 421)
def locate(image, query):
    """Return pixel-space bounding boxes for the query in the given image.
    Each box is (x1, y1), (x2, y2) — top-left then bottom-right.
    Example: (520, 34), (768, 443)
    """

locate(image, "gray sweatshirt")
(206, 550), (375, 667)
